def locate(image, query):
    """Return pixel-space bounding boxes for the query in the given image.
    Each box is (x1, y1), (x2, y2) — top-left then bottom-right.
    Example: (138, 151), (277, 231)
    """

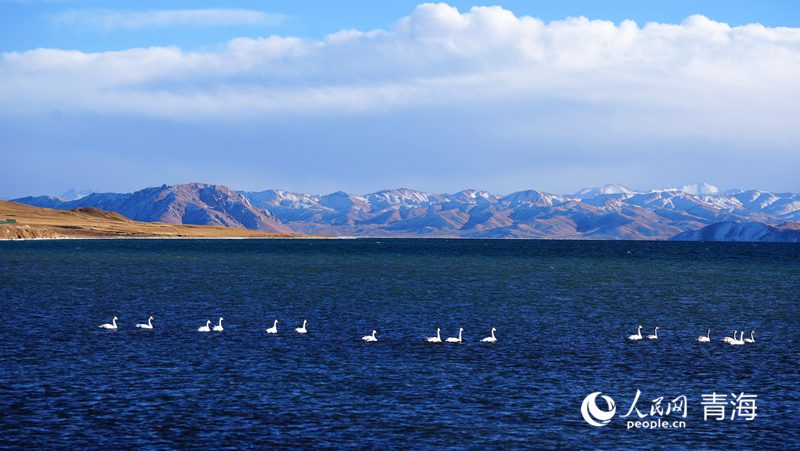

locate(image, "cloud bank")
(3, 3), (800, 125)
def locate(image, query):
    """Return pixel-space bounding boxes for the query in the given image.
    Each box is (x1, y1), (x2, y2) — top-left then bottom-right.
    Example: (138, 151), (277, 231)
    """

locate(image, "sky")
(2, 1), (799, 198)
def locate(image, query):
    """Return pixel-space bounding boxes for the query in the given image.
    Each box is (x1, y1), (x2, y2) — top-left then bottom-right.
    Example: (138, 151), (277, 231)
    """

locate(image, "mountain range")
(12, 182), (800, 241)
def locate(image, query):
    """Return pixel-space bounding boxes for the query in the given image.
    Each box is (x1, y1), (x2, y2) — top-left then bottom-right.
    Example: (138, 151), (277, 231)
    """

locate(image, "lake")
(1, 239), (798, 448)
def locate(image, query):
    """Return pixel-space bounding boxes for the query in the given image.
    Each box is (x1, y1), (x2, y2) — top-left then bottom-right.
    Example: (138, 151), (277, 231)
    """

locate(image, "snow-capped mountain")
(445, 189), (498, 205)
(364, 188), (446, 210)
(12, 183), (800, 240)
(573, 183), (637, 199)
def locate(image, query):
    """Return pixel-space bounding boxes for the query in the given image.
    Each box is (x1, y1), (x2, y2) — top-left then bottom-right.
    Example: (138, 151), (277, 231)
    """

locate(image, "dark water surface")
(1, 239), (799, 449)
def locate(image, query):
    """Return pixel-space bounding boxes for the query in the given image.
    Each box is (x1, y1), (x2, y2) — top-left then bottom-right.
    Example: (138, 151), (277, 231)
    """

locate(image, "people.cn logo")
(581, 392), (617, 427)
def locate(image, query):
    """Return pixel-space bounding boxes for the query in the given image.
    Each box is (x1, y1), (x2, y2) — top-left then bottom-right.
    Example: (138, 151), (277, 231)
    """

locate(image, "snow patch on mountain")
(60, 188), (95, 201)
(574, 183), (637, 199)
(364, 189), (444, 210)
(446, 189), (498, 204)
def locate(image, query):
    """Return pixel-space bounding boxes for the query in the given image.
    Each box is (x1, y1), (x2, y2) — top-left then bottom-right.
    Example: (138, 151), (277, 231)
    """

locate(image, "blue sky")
(2, 1), (799, 198)
(3, 1), (799, 52)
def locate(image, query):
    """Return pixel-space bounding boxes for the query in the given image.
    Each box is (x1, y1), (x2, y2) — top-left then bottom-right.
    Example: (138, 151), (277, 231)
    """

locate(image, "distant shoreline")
(4, 236), (799, 245)
(0, 236), (331, 242)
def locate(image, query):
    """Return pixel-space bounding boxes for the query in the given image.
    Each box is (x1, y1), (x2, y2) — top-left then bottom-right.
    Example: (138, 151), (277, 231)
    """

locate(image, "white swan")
(135, 316), (154, 329)
(197, 320), (211, 332)
(295, 320), (307, 334)
(481, 327), (497, 343)
(697, 329), (711, 343)
(647, 326), (659, 340)
(722, 330), (737, 343)
(265, 320), (278, 334)
(446, 328), (463, 343)
(427, 328), (442, 343)
(728, 330), (745, 346)
(213, 317), (224, 332)
(626, 325), (643, 341)
(744, 330), (755, 343)
(362, 330), (377, 342)
(99, 316), (118, 330)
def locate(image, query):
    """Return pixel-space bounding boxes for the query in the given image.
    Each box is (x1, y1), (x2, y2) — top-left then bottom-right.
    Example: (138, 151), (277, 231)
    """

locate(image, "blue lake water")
(1, 239), (799, 448)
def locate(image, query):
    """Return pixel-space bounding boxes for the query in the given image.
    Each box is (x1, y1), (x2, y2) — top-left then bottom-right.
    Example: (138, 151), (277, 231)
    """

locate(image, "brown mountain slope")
(14, 183), (292, 233)
(0, 201), (300, 240)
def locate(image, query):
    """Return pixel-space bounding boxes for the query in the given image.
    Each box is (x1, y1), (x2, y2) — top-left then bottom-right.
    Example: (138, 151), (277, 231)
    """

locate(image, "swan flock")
(98, 316), (498, 343)
(97, 316), (759, 347)
(626, 325), (757, 346)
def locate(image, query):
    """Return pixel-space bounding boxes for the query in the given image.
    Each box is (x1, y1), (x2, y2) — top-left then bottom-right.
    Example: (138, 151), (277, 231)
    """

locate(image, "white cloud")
(1, 1), (799, 142)
(53, 8), (285, 31)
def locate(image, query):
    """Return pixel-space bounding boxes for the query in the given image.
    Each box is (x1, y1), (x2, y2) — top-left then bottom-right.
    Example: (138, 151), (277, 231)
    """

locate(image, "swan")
(197, 320), (211, 332)
(212, 317), (224, 332)
(99, 316), (118, 330)
(647, 326), (659, 340)
(362, 330), (377, 342)
(697, 329), (711, 343)
(446, 328), (463, 343)
(481, 327), (497, 343)
(722, 330), (737, 343)
(626, 325), (643, 341)
(295, 320), (307, 334)
(729, 331), (745, 346)
(265, 320), (278, 334)
(136, 316), (154, 329)
(427, 328), (442, 343)
(744, 330), (755, 344)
